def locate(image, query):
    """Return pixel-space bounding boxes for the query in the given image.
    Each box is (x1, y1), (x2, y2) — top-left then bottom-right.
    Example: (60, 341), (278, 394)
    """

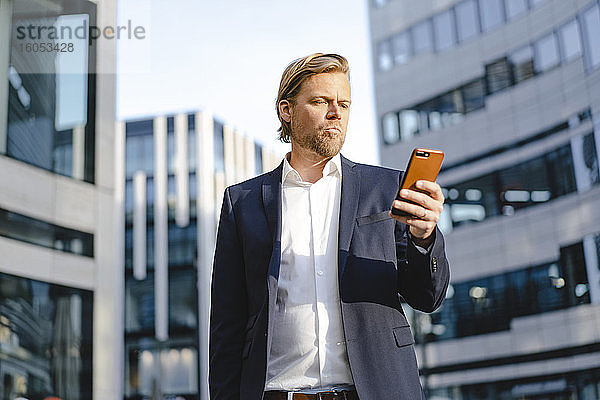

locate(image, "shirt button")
(317, 270), (324, 276)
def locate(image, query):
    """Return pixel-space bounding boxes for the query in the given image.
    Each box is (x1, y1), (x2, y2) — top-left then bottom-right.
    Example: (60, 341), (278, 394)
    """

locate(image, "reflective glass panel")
(399, 110), (419, 140)
(534, 32), (559, 73)
(559, 19), (582, 62)
(505, 0), (528, 20)
(0, 272), (93, 400)
(382, 112), (400, 144)
(455, 0), (480, 42)
(433, 9), (456, 52)
(412, 19), (433, 55)
(510, 45), (535, 83)
(479, 0), (505, 32)
(6, 0), (96, 182)
(582, 4), (600, 71)
(213, 119), (225, 172)
(391, 32), (411, 65)
(378, 40), (393, 71)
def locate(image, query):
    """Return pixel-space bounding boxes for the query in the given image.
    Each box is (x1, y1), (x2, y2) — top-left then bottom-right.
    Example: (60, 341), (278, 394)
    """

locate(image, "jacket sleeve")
(396, 224), (450, 313)
(393, 169), (450, 313)
(209, 187), (248, 399)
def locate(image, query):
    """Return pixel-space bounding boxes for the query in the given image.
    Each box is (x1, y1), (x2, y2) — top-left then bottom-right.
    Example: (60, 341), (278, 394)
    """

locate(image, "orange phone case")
(391, 148), (445, 218)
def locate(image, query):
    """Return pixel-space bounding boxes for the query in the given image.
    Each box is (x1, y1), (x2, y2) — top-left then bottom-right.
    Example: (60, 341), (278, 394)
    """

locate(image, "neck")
(288, 145), (334, 184)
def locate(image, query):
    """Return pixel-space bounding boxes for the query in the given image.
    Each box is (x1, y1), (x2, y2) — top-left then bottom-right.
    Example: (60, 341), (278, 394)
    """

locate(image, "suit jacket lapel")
(338, 155), (360, 281)
(262, 161), (283, 280)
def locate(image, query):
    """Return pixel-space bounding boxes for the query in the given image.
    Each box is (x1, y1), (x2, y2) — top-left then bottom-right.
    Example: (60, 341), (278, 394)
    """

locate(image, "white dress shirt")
(265, 153), (354, 391)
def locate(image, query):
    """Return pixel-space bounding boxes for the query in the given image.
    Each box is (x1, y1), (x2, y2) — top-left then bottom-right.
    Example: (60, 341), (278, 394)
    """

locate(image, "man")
(210, 53), (450, 400)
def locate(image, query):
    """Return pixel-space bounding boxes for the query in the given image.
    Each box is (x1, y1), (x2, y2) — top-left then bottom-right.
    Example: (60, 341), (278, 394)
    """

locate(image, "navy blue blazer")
(210, 155), (450, 400)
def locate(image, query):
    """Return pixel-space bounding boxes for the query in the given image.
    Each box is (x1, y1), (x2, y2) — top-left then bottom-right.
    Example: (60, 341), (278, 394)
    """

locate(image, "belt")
(264, 389), (359, 400)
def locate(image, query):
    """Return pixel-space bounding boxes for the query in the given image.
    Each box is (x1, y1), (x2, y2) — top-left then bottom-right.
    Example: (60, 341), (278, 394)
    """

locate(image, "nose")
(326, 103), (342, 120)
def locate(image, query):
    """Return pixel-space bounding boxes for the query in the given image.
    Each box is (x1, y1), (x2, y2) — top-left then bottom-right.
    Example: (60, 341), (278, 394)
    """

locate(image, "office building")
(0, 0), (122, 399)
(370, 0), (600, 398)
(120, 111), (280, 400)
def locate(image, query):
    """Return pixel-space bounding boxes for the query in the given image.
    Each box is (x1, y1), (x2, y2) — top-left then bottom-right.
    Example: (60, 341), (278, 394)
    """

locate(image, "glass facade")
(0, 272), (93, 400)
(430, 369), (600, 400)
(3, 0), (97, 182)
(374, 0), (597, 75)
(442, 141), (589, 228)
(0, 207), (94, 257)
(409, 241), (590, 343)
(124, 114), (200, 400)
(381, 15), (587, 145)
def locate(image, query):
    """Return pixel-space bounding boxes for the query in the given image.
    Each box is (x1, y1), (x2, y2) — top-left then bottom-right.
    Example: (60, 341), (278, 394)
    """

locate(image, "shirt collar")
(282, 152), (342, 184)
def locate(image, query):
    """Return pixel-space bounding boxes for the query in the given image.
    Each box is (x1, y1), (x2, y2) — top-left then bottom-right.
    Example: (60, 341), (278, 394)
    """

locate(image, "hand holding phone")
(391, 148), (444, 219)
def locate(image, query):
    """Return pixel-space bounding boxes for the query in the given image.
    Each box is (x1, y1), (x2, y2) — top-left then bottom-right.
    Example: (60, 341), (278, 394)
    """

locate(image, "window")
(126, 342), (198, 399)
(557, 19), (582, 64)
(479, 0), (505, 32)
(0, 272), (93, 400)
(534, 32), (559, 73)
(461, 78), (486, 112)
(188, 129), (197, 172)
(579, 132), (600, 187)
(391, 32), (411, 65)
(411, 19), (433, 55)
(444, 143), (577, 226)
(382, 112), (400, 144)
(421, 241), (590, 342)
(455, 0), (480, 42)
(5, 1), (97, 182)
(169, 270), (198, 331)
(510, 45), (535, 83)
(255, 143), (263, 175)
(0, 207), (94, 257)
(433, 9), (456, 52)
(485, 57), (512, 94)
(581, 3), (600, 71)
(377, 40), (393, 71)
(125, 274), (155, 334)
(505, 0), (528, 20)
(213, 119), (225, 172)
(399, 110), (419, 141)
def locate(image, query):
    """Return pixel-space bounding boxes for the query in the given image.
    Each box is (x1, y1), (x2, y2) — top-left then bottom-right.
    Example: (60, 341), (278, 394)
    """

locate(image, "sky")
(116, 0), (379, 165)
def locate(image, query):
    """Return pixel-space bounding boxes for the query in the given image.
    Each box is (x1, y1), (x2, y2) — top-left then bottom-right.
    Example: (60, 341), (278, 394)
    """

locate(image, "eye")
(313, 99), (327, 105)
(340, 103), (350, 109)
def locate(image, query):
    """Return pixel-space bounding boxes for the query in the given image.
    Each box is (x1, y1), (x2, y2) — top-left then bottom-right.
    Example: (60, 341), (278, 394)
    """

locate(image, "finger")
(406, 217), (435, 233)
(416, 180), (445, 202)
(392, 200), (427, 219)
(389, 210), (411, 224)
(398, 189), (443, 214)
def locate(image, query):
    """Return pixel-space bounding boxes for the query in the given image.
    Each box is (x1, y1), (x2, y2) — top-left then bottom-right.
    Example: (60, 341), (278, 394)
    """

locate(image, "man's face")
(286, 72), (351, 158)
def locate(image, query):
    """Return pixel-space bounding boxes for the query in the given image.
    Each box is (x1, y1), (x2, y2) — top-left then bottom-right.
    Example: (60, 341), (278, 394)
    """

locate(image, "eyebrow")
(310, 95), (351, 104)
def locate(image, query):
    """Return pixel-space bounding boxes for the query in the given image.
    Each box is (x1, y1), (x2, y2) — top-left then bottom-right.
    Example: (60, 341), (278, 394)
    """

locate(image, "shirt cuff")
(410, 233), (434, 255)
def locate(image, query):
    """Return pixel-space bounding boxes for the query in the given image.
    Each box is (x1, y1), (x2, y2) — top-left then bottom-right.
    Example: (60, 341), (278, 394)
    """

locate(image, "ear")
(278, 99), (292, 123)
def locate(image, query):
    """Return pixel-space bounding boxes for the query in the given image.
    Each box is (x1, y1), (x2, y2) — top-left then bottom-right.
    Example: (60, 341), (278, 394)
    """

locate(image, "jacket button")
(432, 257), (438, 273)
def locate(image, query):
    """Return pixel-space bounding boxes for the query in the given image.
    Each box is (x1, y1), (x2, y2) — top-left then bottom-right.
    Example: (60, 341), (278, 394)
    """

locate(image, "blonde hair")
(276, 53), (349, 143)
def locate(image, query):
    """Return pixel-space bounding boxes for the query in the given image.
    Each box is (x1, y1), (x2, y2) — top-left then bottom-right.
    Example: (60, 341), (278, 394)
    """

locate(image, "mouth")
(324, 127), (341, 134)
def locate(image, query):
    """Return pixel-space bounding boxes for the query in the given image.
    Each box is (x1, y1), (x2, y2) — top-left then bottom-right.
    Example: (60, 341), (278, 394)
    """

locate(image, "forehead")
(298, 72), (351, 97)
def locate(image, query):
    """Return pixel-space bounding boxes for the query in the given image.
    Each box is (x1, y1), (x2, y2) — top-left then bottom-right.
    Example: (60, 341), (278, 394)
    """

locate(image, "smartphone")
(391, 148), (444, 218)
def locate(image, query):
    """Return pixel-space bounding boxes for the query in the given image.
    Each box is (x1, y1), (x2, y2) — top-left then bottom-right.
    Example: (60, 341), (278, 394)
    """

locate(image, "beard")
(290, 120), (346, 158)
